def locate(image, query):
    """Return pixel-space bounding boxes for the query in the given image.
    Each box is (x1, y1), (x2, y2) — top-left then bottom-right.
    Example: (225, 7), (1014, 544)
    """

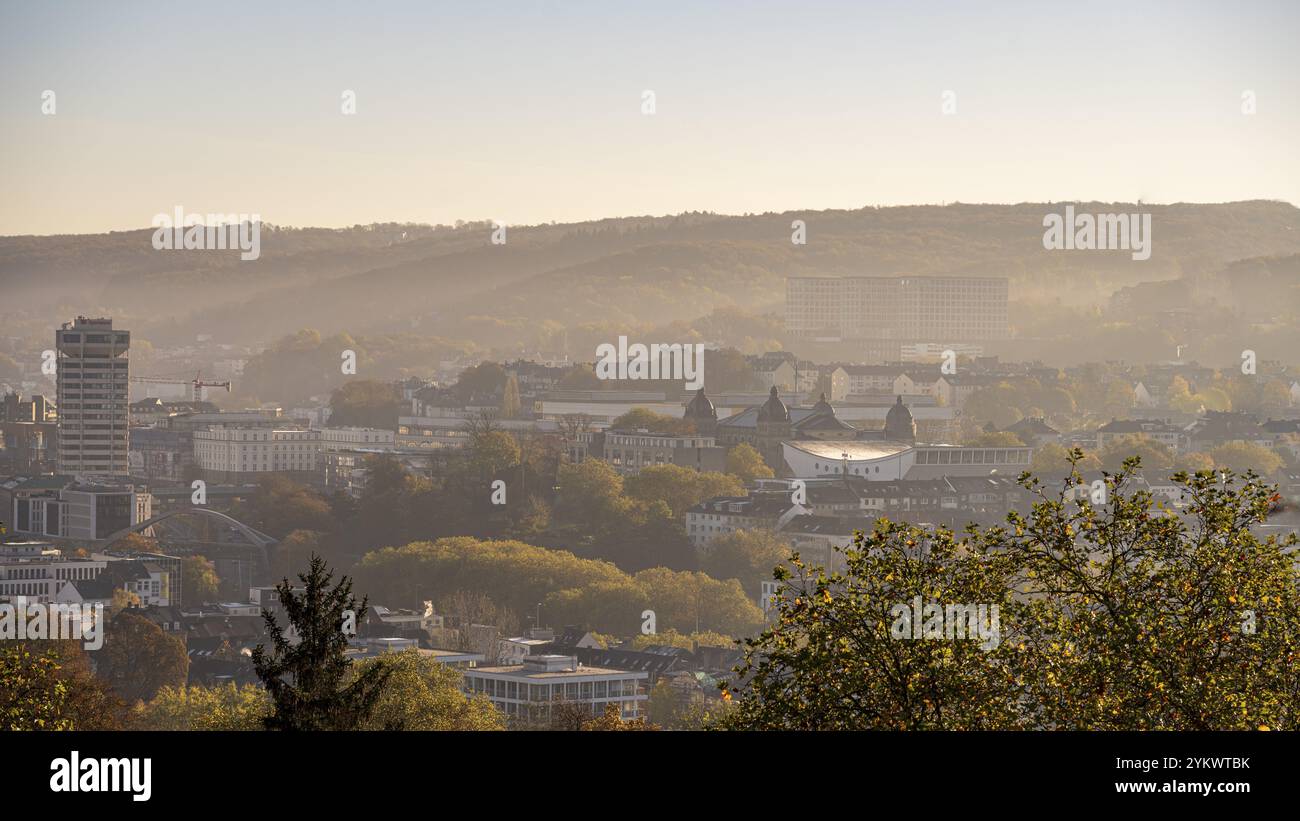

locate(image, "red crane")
(130, 371), (232, 402)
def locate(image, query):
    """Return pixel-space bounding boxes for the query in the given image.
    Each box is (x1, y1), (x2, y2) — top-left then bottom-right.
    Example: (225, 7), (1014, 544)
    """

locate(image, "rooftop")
(468, 664), (642, 679)
(784, 440), (913, 461)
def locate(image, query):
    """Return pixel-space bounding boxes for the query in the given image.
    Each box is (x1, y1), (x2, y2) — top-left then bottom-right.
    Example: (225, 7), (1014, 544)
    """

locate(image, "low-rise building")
(1002, 417), (1061, 448)
(462, 654), (649, 723)
(1095, 419), (1187, 452)
(570, 428), (728, 475)
(2, 475), (150, 542)
(0, 541), (174, 606)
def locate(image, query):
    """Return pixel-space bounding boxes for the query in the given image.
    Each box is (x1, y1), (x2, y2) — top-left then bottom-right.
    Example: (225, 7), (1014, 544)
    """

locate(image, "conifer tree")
(253, 555), (391, 730)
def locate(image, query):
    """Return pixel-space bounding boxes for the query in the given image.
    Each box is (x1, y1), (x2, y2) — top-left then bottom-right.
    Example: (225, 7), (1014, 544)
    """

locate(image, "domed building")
(884, 395), (916, 443)
(756, 385), (790, 426)
(714, 386), (857, 475)
(683, 387), (718, 434)
(704, 383), (1032, 480)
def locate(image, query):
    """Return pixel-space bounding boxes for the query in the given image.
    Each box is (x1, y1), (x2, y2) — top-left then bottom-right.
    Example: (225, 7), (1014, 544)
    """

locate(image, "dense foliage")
(724, 455), (1300, 730)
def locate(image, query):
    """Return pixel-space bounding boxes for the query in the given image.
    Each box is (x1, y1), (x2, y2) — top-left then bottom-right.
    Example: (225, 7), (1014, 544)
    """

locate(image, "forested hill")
(2, 201), (1297, 349)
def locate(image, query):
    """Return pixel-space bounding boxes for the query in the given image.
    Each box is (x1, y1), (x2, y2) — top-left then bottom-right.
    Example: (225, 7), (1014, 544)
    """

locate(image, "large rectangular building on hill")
(785, 276), (1009, 343)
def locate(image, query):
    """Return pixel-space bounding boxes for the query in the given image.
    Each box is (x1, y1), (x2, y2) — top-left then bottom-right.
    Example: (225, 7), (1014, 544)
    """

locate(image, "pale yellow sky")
(2, 1), (1297, 235)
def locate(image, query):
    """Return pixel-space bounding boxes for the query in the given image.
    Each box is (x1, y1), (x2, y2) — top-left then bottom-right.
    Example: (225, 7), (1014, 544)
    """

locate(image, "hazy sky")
(2, 0), (1297, 235)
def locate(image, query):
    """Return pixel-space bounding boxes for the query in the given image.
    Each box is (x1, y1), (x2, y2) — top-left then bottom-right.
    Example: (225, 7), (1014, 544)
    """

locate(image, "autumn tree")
(581, 702), (657, 731)
(108, 588), (142, 617)
(41, 641), (129, 729)
(1099, 434), (1173, 472)
(181, 555), (220, 605)
(722, 518), (1024, 730)
(437, 591), (520, 649)
(702, 347), (761, 391)
(500, 374), (521, 419)
(132, 683), (270, 730)
(725, 452), (1300, 730)
(558, 364), (601, 390)
(455, 361), (507, 400)
(700, 529), (791, 591)
(1031, 441), (1101, 474)
(110, 532), (158, 554)
(726, 443), (774, 484)
(466, 430), (522, 479)
(270, 529), (324, 581)
(354, 649), (505, 730)
(328, 379), (403, 429)
(1208, 441), (1285, 477)
(233, 475), (335, 538)
(1, 644), (72, 730)
(648, 679), (730, 729)
(554, 459), (634, 533)
(963, 431), (1026, 448)
(354, 537), (763, 636)
(1174, 451), (1216, 473)
(1, 641), (127, 730)
(623, 465), (744, 520)
(1005, 459), (1300, 729)
(629, 628), (735, 651)
(97, 612), (190, 704)
(610, 407), (695, 435)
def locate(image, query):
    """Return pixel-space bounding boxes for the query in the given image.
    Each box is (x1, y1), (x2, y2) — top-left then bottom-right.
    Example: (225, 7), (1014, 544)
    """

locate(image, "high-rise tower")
(55, 316), (130, 476)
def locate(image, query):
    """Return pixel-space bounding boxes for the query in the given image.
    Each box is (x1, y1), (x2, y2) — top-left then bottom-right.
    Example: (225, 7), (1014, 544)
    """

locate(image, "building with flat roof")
(785, 275), (1009, 344)
(462, 654), (649, 724)
(0, 545), (173, 607)
(56, 317), (130, 476)
(318, 427), (397, 450)
(2, 475), (150, 542)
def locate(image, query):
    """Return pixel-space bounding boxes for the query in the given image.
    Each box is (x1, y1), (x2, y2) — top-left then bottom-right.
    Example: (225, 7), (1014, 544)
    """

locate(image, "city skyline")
(4, 0), (1300, 768)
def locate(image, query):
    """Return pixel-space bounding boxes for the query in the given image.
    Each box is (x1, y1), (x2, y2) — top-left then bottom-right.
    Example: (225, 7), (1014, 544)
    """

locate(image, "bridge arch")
(101, 507), (278, 553)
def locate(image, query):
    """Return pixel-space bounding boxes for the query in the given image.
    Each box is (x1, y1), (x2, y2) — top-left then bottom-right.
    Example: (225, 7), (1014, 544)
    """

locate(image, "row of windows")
(197, 433), (317, 442)
(467, 677), (643, 701)
(607, 450), (669, 467)
(0, 582), (52, 596)
(58, 332), (129, 344)
(913, 449), (1031, 465)
(2, 567), (47, 579)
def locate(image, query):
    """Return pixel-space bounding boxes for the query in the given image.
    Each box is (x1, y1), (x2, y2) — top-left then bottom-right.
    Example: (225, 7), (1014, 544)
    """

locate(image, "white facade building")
(193, 427), (321, 475)
(318, 427), (396, 450)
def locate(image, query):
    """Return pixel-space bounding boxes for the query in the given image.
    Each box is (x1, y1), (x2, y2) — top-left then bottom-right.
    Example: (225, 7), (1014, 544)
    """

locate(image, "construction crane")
(129, 371), (232, 402)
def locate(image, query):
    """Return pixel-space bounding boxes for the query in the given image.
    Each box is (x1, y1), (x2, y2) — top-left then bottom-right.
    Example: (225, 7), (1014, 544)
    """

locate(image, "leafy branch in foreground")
(723, 451), (1300, 730)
